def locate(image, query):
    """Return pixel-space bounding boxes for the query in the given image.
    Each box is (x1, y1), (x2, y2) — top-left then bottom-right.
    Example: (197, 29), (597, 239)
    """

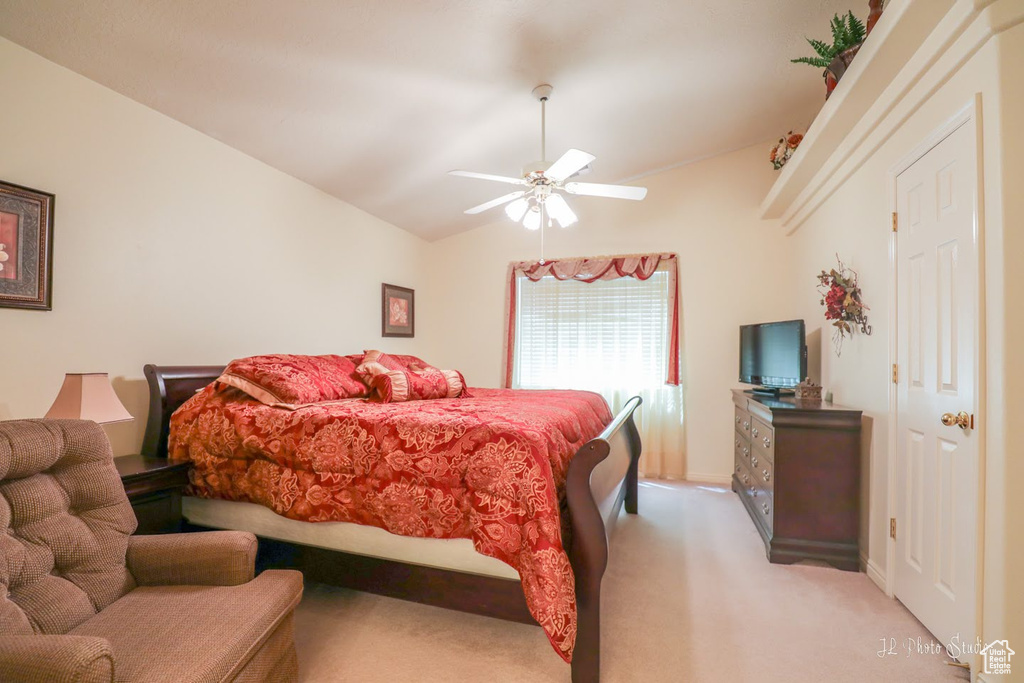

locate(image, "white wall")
(786, 17), (1023, 661)
(421, 143), (796, 481)
(0, 38), (428, 456)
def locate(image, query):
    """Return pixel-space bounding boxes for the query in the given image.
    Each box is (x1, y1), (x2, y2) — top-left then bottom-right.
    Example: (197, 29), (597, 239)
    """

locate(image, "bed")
(142, 362), (641, 682)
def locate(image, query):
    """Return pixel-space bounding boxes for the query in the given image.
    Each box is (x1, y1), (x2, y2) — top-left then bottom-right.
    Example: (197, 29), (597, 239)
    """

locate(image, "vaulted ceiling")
(0, 0), (851, 240)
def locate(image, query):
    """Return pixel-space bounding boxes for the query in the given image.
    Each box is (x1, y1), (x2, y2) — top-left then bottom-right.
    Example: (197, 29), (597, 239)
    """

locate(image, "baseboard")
(865, 558), (887, 593)
(684, 473), (733, 485)
(638, 473), (688, 482)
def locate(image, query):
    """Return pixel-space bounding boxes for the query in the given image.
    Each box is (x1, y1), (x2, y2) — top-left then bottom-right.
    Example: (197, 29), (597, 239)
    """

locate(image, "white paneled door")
(894, 119), (978, 648)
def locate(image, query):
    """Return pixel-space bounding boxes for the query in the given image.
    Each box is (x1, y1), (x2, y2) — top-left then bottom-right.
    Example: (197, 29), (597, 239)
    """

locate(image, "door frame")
(884, 96), (986, 648)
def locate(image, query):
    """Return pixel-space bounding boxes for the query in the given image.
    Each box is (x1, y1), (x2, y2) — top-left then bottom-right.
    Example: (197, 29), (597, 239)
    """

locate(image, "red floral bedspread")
(168, 385), (612, 662)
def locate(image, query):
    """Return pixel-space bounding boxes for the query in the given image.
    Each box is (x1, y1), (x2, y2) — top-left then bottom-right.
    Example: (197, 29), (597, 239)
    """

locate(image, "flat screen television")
(739, 319), (807, 394)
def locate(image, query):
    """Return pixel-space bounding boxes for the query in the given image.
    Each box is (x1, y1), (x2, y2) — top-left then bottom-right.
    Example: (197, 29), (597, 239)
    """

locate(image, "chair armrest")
(127, 531), (257, 586)
(0, 635), (113, 683)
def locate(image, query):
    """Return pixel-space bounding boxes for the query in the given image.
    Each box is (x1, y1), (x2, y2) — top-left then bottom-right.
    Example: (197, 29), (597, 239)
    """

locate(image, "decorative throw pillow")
(218, 354), (369, 408)
(357, 350), (469, 403)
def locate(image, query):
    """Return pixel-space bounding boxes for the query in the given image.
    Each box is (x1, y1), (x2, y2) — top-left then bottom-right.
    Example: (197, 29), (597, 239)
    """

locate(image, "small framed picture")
(0, 180), (55, 311)
(382, 283), (414, 338)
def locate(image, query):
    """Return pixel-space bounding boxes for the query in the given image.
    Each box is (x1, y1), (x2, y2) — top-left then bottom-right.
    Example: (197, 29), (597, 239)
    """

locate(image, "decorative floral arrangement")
(817, 255), (870, 355)
(770, 131), (803, 170)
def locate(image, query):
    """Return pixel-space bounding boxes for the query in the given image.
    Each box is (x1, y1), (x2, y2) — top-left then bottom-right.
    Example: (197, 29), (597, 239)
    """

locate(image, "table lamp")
(45, 372), (134, 423)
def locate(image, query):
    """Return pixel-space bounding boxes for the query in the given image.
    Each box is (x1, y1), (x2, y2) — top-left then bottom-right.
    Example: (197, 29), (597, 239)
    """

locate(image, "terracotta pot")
(867, 0), (884, 35)
(824, 70), (839, 99)
(824, 43), (863, 99)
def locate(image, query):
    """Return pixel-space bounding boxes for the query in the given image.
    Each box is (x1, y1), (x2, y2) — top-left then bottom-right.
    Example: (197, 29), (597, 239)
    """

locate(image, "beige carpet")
(293, 480), (969, 682)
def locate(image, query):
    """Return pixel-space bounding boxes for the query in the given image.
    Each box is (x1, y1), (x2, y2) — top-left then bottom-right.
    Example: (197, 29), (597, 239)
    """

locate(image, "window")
(513, 270), (671, 393)
(505, 254), (685, 478)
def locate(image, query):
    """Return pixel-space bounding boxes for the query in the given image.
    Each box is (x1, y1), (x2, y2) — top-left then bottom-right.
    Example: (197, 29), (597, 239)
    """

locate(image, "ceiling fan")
(449, 84), (648, 230)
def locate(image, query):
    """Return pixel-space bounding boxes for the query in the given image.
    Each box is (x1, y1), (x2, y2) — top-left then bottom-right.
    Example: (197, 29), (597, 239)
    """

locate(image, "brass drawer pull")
(751, 427), (759, 438)
(763, 436), (771, 449)
(743, 447), (750, 456)
(736, 439), (741, 449)
(743, 474), (750, 485)
(762, 469), (770, 482)
(736, 416), (741, 425)
(761, 502), (770, 515)
(743, 421), (750, 430)
(736, 464), (742, 473)
(751, 455), (758, 469)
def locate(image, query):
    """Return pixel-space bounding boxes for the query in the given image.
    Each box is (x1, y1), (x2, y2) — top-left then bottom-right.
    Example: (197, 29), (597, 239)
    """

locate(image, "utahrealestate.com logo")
(980, 639), (1014, 676)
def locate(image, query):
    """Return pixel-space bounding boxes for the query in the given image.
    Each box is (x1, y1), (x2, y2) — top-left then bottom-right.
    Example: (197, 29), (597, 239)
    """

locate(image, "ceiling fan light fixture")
(545, 193), (578, 228)
(505, 197), (530, 222)
(523, 206), (541, 231)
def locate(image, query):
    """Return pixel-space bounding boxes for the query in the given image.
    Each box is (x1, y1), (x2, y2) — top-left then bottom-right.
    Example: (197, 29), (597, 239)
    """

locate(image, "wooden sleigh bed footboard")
(142, 364), (642, 682)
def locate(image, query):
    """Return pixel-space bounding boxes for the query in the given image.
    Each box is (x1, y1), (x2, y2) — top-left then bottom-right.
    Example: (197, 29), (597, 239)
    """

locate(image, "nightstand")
(114, 455), (191, 534)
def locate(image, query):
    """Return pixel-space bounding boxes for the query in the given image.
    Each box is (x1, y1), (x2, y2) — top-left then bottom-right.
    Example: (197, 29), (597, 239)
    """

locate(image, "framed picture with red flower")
(382, 283), (414, 338)
(0, 180), (55, 311)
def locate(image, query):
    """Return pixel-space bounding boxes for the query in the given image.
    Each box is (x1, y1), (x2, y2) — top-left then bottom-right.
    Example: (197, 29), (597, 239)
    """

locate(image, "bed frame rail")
(566, 395), (642, 683)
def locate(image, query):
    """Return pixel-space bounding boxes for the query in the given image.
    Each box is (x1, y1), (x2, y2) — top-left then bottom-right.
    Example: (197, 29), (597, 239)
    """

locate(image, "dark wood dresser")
(731, 389), (862, 571)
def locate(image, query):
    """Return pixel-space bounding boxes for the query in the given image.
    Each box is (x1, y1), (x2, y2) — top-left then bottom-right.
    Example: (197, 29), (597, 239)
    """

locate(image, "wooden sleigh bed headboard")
(142, 364), (225, 460)
(141, 362), (642, 683)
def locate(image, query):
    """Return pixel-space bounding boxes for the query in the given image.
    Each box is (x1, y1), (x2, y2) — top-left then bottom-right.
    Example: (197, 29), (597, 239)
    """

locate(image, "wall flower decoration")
(817, 255), (870, 356)
(770, 131), (804, 170)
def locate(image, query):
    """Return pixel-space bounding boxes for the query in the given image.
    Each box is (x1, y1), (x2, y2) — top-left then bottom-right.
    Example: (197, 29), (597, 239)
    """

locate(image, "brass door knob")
(940, 411), (972, 430)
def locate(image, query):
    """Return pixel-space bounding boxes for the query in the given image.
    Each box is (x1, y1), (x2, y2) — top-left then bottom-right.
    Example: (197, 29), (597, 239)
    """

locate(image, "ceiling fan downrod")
(532, 84), (553, 163)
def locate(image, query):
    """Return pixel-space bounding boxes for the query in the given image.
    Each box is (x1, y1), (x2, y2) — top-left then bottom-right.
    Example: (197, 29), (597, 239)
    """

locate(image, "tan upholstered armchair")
(0, 419), (303, 682)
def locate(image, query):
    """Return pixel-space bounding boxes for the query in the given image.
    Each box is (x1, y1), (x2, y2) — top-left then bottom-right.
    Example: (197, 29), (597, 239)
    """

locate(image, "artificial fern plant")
(791, 11), (867, 70)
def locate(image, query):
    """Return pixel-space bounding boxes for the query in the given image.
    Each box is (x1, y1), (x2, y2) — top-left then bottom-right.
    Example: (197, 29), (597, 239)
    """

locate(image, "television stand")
(750, 387), (794, 397)
(731, 389), (863, 570)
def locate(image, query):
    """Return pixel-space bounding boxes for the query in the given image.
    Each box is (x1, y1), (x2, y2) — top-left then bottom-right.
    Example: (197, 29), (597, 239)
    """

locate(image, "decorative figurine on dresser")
(732, 389), (863, 570)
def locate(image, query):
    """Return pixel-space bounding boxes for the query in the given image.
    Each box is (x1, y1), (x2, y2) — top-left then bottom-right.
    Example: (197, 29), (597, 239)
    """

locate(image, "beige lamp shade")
(45, 373), (134, 424)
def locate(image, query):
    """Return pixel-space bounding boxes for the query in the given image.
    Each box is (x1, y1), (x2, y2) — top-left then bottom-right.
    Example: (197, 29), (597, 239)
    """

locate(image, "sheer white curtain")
(512, 269), (686, 479)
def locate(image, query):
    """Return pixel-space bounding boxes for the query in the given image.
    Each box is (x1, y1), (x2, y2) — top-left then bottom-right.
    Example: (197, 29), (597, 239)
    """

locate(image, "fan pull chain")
(539, 203), (546, 264)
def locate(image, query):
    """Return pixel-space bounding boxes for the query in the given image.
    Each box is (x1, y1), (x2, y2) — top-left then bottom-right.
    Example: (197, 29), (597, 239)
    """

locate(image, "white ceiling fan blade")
(464, 191), (526, 215)
(449, 170), (527, 186)
(545, 149), (596, 183)
(564, 181), (648, 201)
(544, 193), (578, 228)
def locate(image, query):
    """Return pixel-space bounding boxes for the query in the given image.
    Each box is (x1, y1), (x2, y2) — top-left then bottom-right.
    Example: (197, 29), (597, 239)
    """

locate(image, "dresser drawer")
(737, 438), (752, 470)
(754, 454), (774, 496)
(748, 448), (766, 476)
(737, 464), (756, 491)
(750, 415), (775, 462)
(735, 406), (751, 437)
(754, 487), (773, 532)
(734, 448), (746, 479)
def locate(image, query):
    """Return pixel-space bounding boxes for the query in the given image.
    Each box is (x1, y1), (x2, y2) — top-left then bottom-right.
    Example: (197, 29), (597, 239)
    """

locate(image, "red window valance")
(504, 253), (681, 388)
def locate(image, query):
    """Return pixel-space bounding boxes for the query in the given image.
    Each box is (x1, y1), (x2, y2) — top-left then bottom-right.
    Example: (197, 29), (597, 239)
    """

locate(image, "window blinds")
(513, 271), (671, 392)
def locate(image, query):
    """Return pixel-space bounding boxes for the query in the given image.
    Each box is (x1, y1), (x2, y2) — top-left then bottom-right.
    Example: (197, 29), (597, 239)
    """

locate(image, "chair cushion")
(0, 420), (137, 636)
(69, 569), (303, 682)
